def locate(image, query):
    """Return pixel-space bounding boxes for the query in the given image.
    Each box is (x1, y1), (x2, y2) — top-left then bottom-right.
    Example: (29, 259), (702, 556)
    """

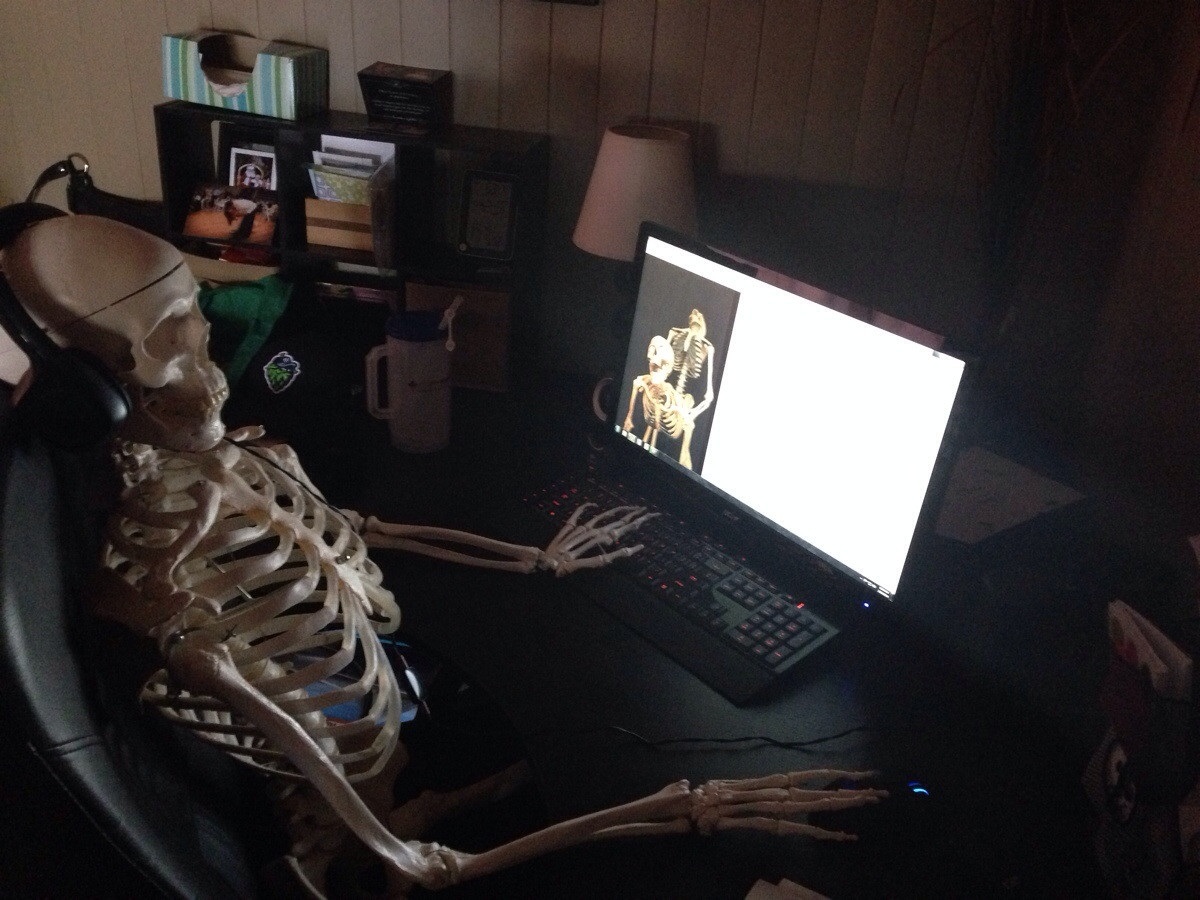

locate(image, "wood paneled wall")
(0, 0), (1003, 375)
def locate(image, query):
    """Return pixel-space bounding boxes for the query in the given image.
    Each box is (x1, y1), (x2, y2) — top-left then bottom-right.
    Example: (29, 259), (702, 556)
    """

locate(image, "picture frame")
(229, 147), (277, 190)
(457, 171), (517, 260)
(183, 182), (279, 246)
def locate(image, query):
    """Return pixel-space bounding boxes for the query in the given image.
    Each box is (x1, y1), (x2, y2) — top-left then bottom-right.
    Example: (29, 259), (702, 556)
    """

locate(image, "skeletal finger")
(703, 815), (859, 841)
(554, 545), (641, 576)
(703, 769), (879, 793)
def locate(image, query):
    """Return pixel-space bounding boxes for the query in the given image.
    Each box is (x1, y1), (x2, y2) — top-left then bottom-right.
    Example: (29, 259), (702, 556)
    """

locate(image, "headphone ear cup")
(0, 202), (132, 450)
(0, 202), (66, 249)
(12, 347), (131, 451)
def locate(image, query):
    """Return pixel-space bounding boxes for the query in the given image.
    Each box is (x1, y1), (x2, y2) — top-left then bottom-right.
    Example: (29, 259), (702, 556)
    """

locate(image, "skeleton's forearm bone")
(363, 505), (651, 577)
(452, 781), (695, 883)
(450, 770), (885, 885)
(363, 518), (542, 569)
(364, 519), (543, 561)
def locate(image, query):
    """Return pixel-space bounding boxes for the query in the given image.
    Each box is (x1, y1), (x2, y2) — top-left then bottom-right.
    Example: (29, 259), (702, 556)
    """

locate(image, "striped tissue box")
(163, 31), (327, 120)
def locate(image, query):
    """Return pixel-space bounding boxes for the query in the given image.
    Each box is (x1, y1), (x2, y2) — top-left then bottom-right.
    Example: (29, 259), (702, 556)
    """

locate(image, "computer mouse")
(810, 775), (1001, 895)
(809, 774), (938, 846)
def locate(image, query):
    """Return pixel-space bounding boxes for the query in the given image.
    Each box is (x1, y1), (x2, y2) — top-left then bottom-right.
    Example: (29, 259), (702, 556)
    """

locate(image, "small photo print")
(229, 147), (277, 190)
(184, 182), (279, 245)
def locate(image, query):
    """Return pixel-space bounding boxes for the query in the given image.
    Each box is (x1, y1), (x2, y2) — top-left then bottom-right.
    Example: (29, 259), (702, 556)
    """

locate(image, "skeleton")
(3, 214), (886, 897)
(669, 308), (715, 412)
(623, 309), (715, 470)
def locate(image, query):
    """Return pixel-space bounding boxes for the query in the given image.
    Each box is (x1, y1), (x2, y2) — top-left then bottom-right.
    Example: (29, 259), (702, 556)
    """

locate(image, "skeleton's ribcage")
(105, 443), (404, 784)
(642, 384), (694, 438)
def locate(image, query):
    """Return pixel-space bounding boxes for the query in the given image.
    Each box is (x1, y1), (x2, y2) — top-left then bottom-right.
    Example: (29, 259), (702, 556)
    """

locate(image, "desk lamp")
(572, 123), (698, 271)
(572, 124), (698, 346)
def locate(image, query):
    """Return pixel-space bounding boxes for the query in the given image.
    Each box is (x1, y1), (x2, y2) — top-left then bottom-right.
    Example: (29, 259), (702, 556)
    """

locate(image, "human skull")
(647, 334), (673, 384)
(3, 215), (228, 452)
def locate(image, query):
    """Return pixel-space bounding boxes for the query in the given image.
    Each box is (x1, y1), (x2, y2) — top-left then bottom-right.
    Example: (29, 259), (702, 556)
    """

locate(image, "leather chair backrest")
(0, 415), (280, 898)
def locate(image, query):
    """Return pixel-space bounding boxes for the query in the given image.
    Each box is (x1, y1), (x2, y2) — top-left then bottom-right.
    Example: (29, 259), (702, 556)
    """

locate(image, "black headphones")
(0, 202), (131, 451)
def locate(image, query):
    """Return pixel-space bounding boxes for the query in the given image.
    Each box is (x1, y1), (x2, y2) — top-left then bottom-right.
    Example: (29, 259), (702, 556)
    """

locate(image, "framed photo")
(458, 171), (517, 260)
(183, 182), (279, 246)
(229, 147), (277, 190)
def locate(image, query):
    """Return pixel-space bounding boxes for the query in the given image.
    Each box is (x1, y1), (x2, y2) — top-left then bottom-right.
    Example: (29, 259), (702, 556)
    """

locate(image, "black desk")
(268, 374), (1151, 898)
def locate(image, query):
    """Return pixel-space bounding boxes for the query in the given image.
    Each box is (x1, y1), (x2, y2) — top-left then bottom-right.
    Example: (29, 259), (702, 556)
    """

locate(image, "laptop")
(527, 223), (969, 704)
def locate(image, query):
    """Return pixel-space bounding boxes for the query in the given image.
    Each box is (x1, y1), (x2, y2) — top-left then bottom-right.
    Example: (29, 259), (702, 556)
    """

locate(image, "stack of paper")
(307, 135), (394, 204)
(305, 135), (396, 260)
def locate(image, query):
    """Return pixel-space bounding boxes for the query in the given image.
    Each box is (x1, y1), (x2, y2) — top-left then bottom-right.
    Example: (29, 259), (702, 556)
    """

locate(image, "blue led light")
(907, 781), (930, 796)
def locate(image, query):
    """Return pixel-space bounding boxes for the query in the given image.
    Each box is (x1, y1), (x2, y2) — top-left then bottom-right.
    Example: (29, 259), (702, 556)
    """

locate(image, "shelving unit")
(154, 100), (549, 379)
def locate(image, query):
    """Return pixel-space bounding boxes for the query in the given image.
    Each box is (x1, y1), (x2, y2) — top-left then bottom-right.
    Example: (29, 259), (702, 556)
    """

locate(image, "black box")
(357, 62), (452, 134)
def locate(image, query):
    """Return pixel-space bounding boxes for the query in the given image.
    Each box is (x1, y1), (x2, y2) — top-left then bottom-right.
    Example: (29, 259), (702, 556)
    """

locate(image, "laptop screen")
(614, 225), (967, 599)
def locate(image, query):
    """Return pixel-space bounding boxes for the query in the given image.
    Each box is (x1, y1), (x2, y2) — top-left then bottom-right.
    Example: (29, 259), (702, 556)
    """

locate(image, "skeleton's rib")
(164, 633), (459, 891)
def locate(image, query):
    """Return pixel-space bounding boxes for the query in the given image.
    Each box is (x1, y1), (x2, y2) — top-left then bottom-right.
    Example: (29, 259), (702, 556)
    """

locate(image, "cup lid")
(386, 310), (443, 342)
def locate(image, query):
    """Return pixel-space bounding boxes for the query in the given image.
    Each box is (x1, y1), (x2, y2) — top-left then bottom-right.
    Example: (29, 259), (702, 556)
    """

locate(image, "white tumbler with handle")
(365, 298), (461, 452)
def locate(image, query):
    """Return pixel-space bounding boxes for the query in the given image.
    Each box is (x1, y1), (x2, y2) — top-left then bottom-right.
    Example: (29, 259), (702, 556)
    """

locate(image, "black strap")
(26, 155), (167, 239)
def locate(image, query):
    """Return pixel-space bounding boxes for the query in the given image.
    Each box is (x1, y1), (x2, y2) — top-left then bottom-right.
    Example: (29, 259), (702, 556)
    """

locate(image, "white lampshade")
(572, 124), (697, 262)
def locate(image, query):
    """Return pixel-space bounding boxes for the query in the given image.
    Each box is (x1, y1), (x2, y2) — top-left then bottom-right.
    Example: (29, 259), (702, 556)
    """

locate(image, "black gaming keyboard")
(523, 472), (839, 703)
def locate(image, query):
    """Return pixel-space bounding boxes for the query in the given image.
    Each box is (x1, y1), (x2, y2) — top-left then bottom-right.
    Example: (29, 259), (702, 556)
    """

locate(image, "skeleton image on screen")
(623, 308), (715, 470)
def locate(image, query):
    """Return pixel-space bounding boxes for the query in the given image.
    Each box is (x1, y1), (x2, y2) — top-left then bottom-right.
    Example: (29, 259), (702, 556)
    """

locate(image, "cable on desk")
(509, 723), (871, 753)
(602, 723), (870, 752)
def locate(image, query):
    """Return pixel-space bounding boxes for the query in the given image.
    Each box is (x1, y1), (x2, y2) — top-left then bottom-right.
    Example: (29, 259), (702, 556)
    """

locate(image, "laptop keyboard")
(523, 471), (838, 694)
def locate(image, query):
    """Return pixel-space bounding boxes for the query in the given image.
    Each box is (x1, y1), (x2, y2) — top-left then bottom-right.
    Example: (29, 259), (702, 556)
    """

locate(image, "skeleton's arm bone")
(623, 376), (646, 431)
(361, 504), (653, 577)
(362, 519), (542, 571)
(441, 770), (887, 885)
(165, 630), (466, 891)
(690, 338), (717, 419)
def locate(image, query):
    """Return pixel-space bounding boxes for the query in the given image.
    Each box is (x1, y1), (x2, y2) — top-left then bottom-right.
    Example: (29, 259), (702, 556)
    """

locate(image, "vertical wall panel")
(890, 0), (991, 336)
(547, 4), (603, 229)
(0, 4), (23, 203)
(595, 0), (656, 134)
(257, 0), (310, 43)
(746, 0), (822, 180)
(306, 0), (362, 113)
(29, 3), (91, 171)
(401, 0), (451, 70)
(799, 0), (877, 183)
(0, 3), (73, 204)
(498, 0), (551, 132)
(165, 0), (214, 32)
(449, 0), (501, 126)
(120, 0), (169, 199)
(698, 0), (764, 174)
(851, 0), (937, 191)
(647, 0), (708, 124)
(544, 3), (605, 373)
(77, 0), (146, 200)
(209, 0), (261, 35)
(353, 0), (404, 74)
(940, 0), (1009, 320)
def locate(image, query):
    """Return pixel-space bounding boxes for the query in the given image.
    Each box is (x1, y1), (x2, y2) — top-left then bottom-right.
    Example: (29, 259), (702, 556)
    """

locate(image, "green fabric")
(198, 274), (291, 385)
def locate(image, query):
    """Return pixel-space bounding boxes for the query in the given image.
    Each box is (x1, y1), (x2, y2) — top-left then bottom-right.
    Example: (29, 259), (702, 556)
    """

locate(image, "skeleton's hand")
(537, 503), (656, 576)
(623, 415), (635, 432)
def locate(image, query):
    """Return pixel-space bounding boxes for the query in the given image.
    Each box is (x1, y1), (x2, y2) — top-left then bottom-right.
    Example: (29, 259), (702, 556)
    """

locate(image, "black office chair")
(0, 407), (284, 898)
